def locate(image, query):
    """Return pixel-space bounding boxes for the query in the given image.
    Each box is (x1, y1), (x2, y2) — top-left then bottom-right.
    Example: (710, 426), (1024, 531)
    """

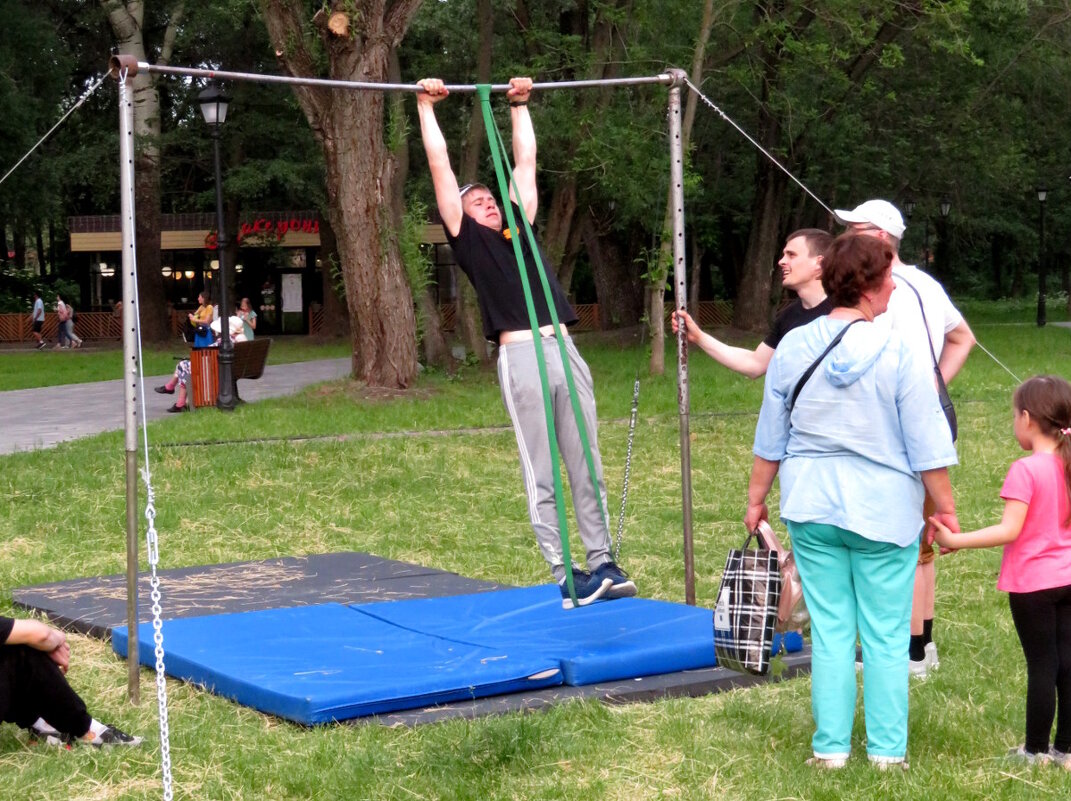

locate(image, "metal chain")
(144, 496), (174, 801)
(613, 377), (641, 561)
(120, 71), (175, 801)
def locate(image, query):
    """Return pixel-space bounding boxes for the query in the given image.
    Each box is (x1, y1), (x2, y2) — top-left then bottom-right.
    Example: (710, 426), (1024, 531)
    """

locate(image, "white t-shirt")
(32, 298), (44, 321)
(210, 315), (247, 343)
(886, 263), (963, 362)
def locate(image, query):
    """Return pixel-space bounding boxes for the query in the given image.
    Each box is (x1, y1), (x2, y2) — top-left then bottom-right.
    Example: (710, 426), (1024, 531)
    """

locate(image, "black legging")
(0, 645), (91, 738)
(1009, 583), (1071, 754)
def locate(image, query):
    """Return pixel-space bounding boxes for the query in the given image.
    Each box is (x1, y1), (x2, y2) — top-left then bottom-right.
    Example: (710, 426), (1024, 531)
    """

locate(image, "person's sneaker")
(154, 385), (175, 394)
(870, 756), (909, 771)
(591, 561), (638, 599)
(909, 656), (929, 679)
(1007, 745), (1052, 765)
(35, 341), (46, 350)
(1049, 747), (1071, 770)
(26, 719), (63, 744)
(925, 641), (939, 671)
(559, 568), (612, 609)
(805, 755), (847, 769)
(166, 403), (190, 413)
(86, 724), (142, 747)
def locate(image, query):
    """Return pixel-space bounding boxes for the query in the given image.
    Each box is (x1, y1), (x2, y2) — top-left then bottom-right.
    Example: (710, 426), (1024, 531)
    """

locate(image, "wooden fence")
(1, 300), (740, 343)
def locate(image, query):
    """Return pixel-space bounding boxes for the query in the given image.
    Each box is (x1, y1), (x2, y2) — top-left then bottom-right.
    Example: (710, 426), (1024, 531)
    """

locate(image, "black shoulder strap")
(789, 319), (863, 410)
(894, 270), (941, 370)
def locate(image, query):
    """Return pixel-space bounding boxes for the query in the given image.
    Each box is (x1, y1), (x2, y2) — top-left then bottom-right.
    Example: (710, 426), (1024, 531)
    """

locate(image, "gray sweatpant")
(497, 336), (612, 581)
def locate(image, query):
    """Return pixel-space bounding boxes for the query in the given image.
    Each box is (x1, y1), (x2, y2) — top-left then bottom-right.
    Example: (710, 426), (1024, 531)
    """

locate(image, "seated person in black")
(0, 615), (141, 747)
(673, 228), (832, 378)
(417, 75), (636, 609)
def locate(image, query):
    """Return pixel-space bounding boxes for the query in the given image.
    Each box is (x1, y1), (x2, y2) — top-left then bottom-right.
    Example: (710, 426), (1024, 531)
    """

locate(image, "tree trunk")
(103, 0), (184, 343)
(13, 218), (25, 269)
(316, 217), (351, 337)
(648, 0), (717, 375)
(734, 163), (787, 332)
(35, 222), (45, 277)
(583, 212), (643, 328)
(262, 0), (423, 388)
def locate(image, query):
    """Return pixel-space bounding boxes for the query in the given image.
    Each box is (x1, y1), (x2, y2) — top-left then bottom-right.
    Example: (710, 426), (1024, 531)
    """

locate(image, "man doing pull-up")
(416, 76), (636, 608)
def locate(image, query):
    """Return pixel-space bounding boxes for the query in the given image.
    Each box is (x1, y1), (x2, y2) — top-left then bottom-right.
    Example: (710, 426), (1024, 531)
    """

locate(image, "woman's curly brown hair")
(821, 233), (894, 308)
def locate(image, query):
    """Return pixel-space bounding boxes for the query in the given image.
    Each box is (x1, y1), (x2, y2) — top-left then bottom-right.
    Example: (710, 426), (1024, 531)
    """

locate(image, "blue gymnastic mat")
(112, 603), (563, 724)
(357, 585), (718, 686)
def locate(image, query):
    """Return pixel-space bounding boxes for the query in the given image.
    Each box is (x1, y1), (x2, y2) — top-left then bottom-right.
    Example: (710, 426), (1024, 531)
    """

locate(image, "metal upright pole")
(1037, 198), (1047, 327)
(117, 61), (140, 703)
(212, 126), (236, 409)
(667, 69), (695, 606)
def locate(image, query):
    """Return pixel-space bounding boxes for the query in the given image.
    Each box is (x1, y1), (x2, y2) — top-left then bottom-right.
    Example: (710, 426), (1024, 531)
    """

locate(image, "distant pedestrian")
(238, 297), (257, 341)
(64, 300), (83, 349)
(53, 295), (70, 349)
(29, 292), (45, 349)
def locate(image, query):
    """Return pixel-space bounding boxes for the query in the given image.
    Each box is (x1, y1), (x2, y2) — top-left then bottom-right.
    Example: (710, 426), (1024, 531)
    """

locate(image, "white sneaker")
(925, 641), (939, 671)
(909, 657), (929, 679)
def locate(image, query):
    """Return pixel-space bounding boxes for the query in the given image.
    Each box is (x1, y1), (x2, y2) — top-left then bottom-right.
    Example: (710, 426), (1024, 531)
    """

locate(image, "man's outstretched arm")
(672, 310), (774, 379)
(416, 79), (463, 237)
(507, 78), (537, 223)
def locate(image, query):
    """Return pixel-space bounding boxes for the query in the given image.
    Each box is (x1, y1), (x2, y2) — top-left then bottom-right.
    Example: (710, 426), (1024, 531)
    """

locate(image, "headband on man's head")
(459, 183), (476, 198)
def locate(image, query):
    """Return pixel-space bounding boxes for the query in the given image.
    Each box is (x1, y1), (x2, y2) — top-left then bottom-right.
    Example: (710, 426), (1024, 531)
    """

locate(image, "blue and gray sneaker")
(592, 561), (637, 599)
(559, 568), (613, 609)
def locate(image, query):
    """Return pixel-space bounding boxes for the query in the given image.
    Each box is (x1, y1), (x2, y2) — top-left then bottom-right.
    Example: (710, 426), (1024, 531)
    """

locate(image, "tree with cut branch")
(260, 0), (423, 388)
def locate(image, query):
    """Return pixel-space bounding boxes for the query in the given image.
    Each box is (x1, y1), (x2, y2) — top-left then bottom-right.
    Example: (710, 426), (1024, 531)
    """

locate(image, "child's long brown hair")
(1014, 375), (1071, 526)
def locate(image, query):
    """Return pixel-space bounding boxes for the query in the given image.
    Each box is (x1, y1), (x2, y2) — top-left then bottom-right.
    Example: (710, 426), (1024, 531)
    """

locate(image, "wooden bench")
(189, 338), (272, 408)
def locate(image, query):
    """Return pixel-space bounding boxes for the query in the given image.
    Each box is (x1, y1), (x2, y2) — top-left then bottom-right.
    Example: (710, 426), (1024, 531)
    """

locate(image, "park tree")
(101, 0), (186, 342)
(260, 0), (423, 388)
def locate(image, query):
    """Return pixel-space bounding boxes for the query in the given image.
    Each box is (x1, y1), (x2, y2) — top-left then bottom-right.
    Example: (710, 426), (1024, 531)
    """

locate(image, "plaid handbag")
(712, 532), (782, 675)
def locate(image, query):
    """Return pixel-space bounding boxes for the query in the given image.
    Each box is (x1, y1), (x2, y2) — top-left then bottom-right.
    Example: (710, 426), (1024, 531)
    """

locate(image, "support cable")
(683, 78), (833, 217)
(0, 73), (108, 189)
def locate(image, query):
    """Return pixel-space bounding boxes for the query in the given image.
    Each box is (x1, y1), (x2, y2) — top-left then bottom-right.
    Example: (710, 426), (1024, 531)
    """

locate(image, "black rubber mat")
(12, 552), (505, 639)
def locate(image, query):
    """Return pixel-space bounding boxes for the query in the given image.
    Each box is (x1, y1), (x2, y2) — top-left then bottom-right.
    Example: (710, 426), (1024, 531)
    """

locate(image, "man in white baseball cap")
(835, 198), (975, 679)
(833, 199), (906, 240)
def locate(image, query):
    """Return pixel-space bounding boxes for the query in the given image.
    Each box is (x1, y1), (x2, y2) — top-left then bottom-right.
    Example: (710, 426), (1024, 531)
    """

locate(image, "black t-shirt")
(445, 203), (578, 342)
(763, 297), (833, 349)
(0, 616), (12, 645)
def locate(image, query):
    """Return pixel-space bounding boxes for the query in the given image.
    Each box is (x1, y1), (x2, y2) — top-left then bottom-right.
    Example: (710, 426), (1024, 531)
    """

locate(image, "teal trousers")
(787, 520), (918, 760)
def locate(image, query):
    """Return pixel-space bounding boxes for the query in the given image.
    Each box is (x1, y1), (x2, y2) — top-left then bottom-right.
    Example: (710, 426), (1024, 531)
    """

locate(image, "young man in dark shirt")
(417, 76), (635, 608)
(0, 615), (141, 747)
(673, 229), (832, 378)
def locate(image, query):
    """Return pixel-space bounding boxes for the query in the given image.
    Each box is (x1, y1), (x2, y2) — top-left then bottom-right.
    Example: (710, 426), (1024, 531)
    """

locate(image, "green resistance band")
(476, 85), (612, 608)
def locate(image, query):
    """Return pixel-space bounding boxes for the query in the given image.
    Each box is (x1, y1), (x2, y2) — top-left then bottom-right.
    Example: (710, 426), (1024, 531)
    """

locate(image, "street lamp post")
(939, 196), (951, 276)
(199, 84), (236, 410)
(1037, 186), (1048, 327)
(903, 198), (916, 259)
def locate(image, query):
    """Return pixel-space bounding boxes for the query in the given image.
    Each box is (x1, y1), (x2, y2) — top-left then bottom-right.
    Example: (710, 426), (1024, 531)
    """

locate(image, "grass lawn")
(0, 336), (352, 391)
(1, 309), (1070, 799)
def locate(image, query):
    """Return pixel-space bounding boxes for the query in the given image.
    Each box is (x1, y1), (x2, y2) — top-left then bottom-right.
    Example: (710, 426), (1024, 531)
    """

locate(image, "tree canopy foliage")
(2, 0), (1069, 361)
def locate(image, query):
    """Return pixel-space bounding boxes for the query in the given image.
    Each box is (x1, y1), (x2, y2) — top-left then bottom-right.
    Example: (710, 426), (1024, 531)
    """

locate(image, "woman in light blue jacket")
(745, 233), (959, 770)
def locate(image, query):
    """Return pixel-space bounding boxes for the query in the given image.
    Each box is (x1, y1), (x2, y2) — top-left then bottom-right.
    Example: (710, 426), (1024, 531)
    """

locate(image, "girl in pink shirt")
(932, 375), (1071, 766)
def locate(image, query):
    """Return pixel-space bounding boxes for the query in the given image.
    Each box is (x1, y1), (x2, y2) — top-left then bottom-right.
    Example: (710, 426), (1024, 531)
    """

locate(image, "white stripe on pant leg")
(498, 346), (561, 562)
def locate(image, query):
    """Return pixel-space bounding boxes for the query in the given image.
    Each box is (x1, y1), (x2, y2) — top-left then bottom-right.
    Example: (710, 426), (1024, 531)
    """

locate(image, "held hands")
(926, 511), (960, 554)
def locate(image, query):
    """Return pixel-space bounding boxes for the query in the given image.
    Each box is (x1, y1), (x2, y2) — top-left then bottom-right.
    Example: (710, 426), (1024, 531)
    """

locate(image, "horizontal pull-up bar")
(108, 54), (681, 92)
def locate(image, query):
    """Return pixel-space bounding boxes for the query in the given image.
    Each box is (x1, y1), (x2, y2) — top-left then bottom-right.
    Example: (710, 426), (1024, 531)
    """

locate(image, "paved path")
(0, 358), (351, 455)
